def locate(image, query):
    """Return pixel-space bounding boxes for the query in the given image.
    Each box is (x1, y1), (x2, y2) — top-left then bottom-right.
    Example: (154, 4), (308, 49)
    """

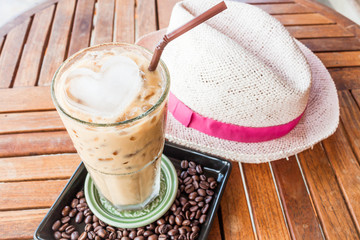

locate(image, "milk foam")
(65, 53), (143, 120)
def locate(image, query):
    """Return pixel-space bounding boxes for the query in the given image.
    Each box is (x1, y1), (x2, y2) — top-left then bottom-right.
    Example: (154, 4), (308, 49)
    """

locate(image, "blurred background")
(0, 0), (359, 28)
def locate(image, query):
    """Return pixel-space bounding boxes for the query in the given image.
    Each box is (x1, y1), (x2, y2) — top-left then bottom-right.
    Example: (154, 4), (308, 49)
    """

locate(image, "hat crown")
(163, 0), (311, 127)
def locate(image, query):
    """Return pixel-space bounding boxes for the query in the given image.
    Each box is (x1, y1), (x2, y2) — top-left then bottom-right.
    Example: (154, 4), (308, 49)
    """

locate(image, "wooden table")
(0, 0), (359, 239)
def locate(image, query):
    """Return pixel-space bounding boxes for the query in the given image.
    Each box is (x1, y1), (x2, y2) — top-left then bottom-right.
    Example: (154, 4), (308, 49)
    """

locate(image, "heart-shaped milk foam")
(67, 55), (143, 118)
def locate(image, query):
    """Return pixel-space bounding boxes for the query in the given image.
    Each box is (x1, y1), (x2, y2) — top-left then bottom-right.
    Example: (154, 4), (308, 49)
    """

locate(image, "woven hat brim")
(136, 31), (339, 163)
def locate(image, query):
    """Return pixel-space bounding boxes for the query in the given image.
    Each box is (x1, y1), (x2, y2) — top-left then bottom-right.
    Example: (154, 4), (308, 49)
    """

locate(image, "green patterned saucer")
(84, 155), (178, 228)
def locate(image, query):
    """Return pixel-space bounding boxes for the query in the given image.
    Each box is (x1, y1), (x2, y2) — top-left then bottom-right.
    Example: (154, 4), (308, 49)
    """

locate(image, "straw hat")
(160, 0), (339, 163)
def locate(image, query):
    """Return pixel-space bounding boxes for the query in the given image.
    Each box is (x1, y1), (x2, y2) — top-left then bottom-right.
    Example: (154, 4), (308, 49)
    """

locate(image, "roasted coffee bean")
(84, 208), (92, 216)
(190, 205), (199, 212)
(147, 223), (155, 230)
(195, 210), (202, 219)
(84, 215), (92, 224)
(78, 232), (87, 240)
(193, 180), (199, 189)
(195, 196), (203, 202)
(85, 223), (92, 232)
(199, 215), (207, 224)
(184, 177), (193, 185)
(158, 235), (167, 240)
(79, 197), (86, 203)
(94, 225), (103, 232)
(179, 197), (187, 206)
(193, 220), (200, 226)
(202, 203), (209, 214)
(54, 231), (61, 239)
(68, 208), (77, 218)
(164, 215), (169, 222)
(98, 219), (106, 226)
(182, 219), (191, 226)
(76, 191), (84, 199)
(199, 175), (206, 181)
(61, 232), (71, 238)
(175, 215), (183, 225)
(197, 189), (206, 196)
(199, 181), (210, 190)
(136, 228), (145, 236)
(179, 234), (186, 240)
(52, 220), (61, 231)
(61, 216), (70, 224)
(185, 184), (195, 194)
(168, 229), (179, 236)
(189, 161), (196, 168)
(210, 181), (217, 189)
(179, 184), (185, 192)
(198, 201), (205, 207)
(62, 206), (71, 216)
(129, 230), (137, 239)
(190, 211), (196, 220)
(183, 226), (191, 232)
(195, 165), (203, 174)
(182, 202), (191, 212)
(180, 171), (188, 179)
(76, 203), (88, 211)
(121, 237), (130, 240)
(169, 215), (175, 225)
(95, 236), (101, 240)
(180, 160), (189, 169)
(154, 226), (160, 234)
(171, 203), (177, 212)
(92, 214), (99, 222)
(65, 225), (75, 234)
(107, 226), (116, 232)
(190, 232), (199, 240)
(98, 228), (107, 238)
(157, 218), (166, 225)
(87, 231), (96, 239)
(92, 222), (99, 228)
(71, 198), (79, 208)
(207, 177), (216, 182)
(192, 175), (200, 181)
(205, 195), (212, 203)
(158, 224), (170, 234)
(188, 192), (198, 200)
(148, 234), (158, 240)
(192, 226), (200, 233)
(143, 230), (153, 237)
(187, 168), (197, 176)
(75, 211), (83, 223)
(189, 200), (197, 206)
(185, 210), (191, 220)
(206, 190), (214, 196)
(59, 223), (69, 232)
(175, 207), (182, 216)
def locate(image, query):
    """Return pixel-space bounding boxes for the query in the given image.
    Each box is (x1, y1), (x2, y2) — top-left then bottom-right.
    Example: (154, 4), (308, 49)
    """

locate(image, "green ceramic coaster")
(84, 155), (178, 228)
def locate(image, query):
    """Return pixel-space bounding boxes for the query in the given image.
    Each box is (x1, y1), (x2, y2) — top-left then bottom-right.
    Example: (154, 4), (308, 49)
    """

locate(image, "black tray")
(34, 142), (232, 240)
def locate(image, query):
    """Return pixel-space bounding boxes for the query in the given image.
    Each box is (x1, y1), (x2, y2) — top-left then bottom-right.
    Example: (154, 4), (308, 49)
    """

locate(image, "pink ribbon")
(168, 93), (305, 143)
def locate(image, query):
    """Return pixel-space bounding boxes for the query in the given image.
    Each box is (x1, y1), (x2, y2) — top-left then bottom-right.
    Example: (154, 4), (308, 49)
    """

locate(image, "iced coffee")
(51, 43), (170, 210)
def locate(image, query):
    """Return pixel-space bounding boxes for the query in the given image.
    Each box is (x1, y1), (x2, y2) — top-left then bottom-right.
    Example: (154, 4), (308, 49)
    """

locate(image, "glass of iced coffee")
(51, 43), (170, 210)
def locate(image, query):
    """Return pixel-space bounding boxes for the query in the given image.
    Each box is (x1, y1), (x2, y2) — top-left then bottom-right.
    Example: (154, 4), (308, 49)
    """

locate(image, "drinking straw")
(148, 1), (227, 71)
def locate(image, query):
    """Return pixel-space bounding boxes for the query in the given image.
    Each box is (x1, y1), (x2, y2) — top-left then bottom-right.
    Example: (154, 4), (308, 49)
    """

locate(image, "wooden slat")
(0, 86), (53, 113)
(0, 209), (48, 240)
(208, 212), (222, 240)
(243, 163), (291, 240)
(13, 5), (55, 87)
(274, 13), (334, 26)
(338, 90), (360, 162)
(67, 0), (95, 56)
(0, 154), (80, 182)
(135, 0), (157, 40)
(271, 158), (323, 239)
(322, 122), (360, 232)
(114, 0), (135, 43)
(157, 0), (180, 29)
(0, 179), (67, 210)
(0, 19), (30, 88)
(38, 0), (77, 86)
(0, 111), (63, 134)
(255, 3), (314, 14)
(221, 164), (255, 240)
(287, 24), (354, 38)
(92, 0), (115, 45)
(298, 145), (359, 239)
(300, 38), (360, 52)
(0, 131), (75, 158)
(329, 67), (360, 90)
(316, 51), (360, 67)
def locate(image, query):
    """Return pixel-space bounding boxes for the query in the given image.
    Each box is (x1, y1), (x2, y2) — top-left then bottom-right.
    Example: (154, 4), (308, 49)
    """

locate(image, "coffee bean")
(185, 210), (191, 220)
(189, 200), (197, 206)
(94, 225), (103, 232)
(52, 220), (61, 231)
(85, 223), (92, 232)
(137, 229), (145, 236)
(70, 231), (79, 240)
(210, 181), (217, 189)
(180, 160), (189, 169)
(189, 192), (198, 200)
(76, 191), (84, 199)
(205, 195), (212, 203)
(182, 219), (191, 226)
(195, 210), (202, 219)
(129, 230), (136, 239)
(148, 234), (158, 240)
(171, 203), (177, 212)
(54, 231), (61, 239)
(59, 223), (69, 232)
(190, 211), (196, 220)
(85, 215), (92, 224)
(195, 196), (203, 202)
(175, 215), (183, 225)
(84, 208), (92, 216)
(207, 177), (216, 182)
(199, 215), (207, 224)
(206, 189), (214, 196)
(75, 211), (83, 223)
(159, 235), (167, 240)
(183, 176), (193, 185)
(192, 225), (200, 233)
(61, 216), (70, 224)
(202, 203), (209, 214)
(107, 226), (116, 232)
(92, 222), (99, 228)
(187, 168), (196, 176)
(69, 208), (77, 218)
(182, 202), (191, 212)
(143, 230), (153, 237)
(62, 206), (71, 216)
(156, 218), (165, 225)
(189, 161), (196, 168)
(199, 181), (210, 190)
(180, 171), (188, 179)
(134, 237), (145, 240)
(95, 236), (101, 240)
(198, 201), (205, 207)
(179, 234), (186, 240)
(78, 232), (87, 240)
(97, 228), (107, 238)
(61, 232), (71, 238)
(193, 180), (199, 189)
(192, 175), (200, 181)
(70, 198), (79, 208)
(183, 226), (191, 232)
(190, 205), (199, 212)
(76, 202), (88, 211)
(79, 197), (86, 203)
(147, 223), (155, 230)
(197, 189), (206, 196)
(158, 224), (169, 234)
(154, 226), (160, 234)
(195, 165), (203, 174)
(185, 184), (195, 194)
(121, 237), (130, 240)
(190, 232), (199, 240)
(169, 215), (175, 225)
(65, 225), (75, 234)
(200, 175), (206, 181)
(88, 231), (96, 239)
(98, 219), (106, 227)
(168, 229), (179, 236)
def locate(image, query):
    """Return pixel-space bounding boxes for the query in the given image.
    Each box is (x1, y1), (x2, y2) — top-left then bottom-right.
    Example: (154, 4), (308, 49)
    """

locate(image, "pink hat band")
(169, 92), (305, 143)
